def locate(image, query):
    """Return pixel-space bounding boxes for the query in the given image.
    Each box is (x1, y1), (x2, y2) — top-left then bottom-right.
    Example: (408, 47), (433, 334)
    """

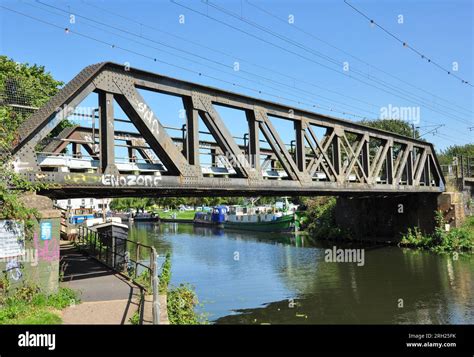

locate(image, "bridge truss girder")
(11, 62), (444, 198)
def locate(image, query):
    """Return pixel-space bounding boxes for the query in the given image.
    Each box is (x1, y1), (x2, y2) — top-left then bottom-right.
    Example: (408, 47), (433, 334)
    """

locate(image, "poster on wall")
(40, 221), (52, 241)
(0, 220), (25, 259)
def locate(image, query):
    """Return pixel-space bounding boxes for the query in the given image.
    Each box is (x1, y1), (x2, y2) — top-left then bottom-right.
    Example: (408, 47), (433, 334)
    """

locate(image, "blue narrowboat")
(193, 206), (227, 227)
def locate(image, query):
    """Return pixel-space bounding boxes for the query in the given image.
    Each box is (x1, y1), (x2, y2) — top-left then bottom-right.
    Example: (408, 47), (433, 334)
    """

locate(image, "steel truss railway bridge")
(10, 62), (445, 199)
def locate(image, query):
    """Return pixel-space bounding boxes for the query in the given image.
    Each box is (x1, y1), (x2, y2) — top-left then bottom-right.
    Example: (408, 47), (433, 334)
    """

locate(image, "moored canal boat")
(224, 206), (299, 233)
(193, 206), (227, 227)
(132, 212), (160, 222)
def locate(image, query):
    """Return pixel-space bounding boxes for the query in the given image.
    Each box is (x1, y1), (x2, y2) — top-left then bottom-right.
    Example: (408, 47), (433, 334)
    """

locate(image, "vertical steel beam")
(126, 140), (135, 163)
(361, 140), (370, 179)
(423, 156), (431, 186)
(294, 120), (306, 172)
(406, 151), (414, 185)
(72, 142), (81, 158)
(99, 91), (117, 174)
(246, 110), (260, 172)
(386, 145), (394, 184)
(182, 97), (200, 166)
(210, 148), (217, 167)
(332, 134), (342, 179)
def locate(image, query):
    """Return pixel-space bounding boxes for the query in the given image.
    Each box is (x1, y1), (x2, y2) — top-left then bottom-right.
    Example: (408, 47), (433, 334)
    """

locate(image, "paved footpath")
(59, 241), (141, 324)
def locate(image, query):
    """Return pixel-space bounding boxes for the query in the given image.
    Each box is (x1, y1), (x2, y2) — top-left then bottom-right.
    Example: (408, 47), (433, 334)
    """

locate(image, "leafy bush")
(305, 197), (350, 240)
(159, 253), (171, 294)
(400, 212), (473, 253)
(135, 269), (151, 292)
(167, 284), (201, 325)
(129, 311), (140, 325)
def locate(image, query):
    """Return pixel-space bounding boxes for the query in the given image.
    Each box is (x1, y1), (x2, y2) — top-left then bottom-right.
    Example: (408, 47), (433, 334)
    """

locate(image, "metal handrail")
(77, 225), (160, 324)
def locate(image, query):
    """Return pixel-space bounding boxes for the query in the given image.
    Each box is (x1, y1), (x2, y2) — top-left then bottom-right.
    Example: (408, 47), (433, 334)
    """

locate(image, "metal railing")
(76, 225), (160, 324)
(442, 156), (473, 178)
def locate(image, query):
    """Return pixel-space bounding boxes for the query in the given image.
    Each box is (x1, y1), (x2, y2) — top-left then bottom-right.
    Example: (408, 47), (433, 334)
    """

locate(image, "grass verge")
(154, 209), (196, 220)
(0, 284), (79, 325)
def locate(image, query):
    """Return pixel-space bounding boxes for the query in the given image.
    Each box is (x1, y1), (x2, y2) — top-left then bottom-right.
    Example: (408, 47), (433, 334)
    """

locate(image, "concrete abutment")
(334, 192), (470, 243)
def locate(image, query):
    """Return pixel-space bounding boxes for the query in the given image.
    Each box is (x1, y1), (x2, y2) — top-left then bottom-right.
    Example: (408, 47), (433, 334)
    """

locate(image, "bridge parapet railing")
(76, 225), (160, 324)
(441, 156), (474, 179)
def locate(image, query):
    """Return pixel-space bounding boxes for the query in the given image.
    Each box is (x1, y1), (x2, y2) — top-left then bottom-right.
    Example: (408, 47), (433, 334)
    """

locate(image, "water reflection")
(128, 222), (473, 324)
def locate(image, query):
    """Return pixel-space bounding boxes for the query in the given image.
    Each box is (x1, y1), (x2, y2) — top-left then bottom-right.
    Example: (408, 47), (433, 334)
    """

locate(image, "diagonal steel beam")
(341, 133), (368, 182)
(394, 144), (412, 185)
(309, 129), (336, 176)
(371, 139), (392, 183)
(114, 85), (190, 176)
(428, 152), (442, 185)
(306, 125), (338, 180)
(193, 95), (255, 179)
(413, 150), (427, 185)
(304, 132), (334, 181)
(256, 110), (309, 182)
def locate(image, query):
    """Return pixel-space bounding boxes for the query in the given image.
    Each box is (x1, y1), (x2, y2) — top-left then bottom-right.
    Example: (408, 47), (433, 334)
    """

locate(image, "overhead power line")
(76, 0), (472, 141)
(174, 0), (472, 131)
(197, 0), (472, 127)
(344, 0), (473, 87)
(77, 0), (473, 141)
(417, 124), (444, 138)
(0, 4), (383, 125)
(80, 0), (381, 111)
(31, 0), (378, 119)
(246, 0), (473, 116)
(1, 2), (469, 146)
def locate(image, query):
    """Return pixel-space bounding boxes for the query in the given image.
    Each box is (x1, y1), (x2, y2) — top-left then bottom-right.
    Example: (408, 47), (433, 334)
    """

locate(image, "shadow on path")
(60, 241), (141, 324)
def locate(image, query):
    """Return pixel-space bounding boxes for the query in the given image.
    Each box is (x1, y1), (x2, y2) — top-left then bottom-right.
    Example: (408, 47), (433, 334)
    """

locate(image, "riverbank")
(302, 196), (473, 253)
(160, 218), (194, 223)
(158, 252), (205, 324)
(400, 214), (474, 253)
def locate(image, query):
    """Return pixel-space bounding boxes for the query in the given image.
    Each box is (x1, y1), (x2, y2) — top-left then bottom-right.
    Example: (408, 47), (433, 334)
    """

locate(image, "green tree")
(0, 56), (68, 146)
(0, 57), (65, 237)
(360, 118), (419, 138)
(437, 144), (474, 165)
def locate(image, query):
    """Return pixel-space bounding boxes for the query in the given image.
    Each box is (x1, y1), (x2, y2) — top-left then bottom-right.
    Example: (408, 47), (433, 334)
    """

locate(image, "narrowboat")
(132, 212), (160, 222)
(193, 206), (227, 227)
(224, 197), (300, 232)
(68, 208), (95, 225)
(224, 205), (299, 233)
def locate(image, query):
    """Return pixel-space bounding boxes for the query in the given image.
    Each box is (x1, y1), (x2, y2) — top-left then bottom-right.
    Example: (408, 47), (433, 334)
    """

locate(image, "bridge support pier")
(334, 192), (471, 242)
(334, 194), (439, 243)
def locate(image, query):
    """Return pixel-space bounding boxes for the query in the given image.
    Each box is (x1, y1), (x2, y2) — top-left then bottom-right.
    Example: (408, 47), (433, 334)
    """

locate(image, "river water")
(129, 222), (473, 324)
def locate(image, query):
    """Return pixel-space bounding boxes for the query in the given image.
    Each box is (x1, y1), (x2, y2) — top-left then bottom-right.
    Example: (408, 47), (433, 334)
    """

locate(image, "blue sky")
(0, 0), (472, 155)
